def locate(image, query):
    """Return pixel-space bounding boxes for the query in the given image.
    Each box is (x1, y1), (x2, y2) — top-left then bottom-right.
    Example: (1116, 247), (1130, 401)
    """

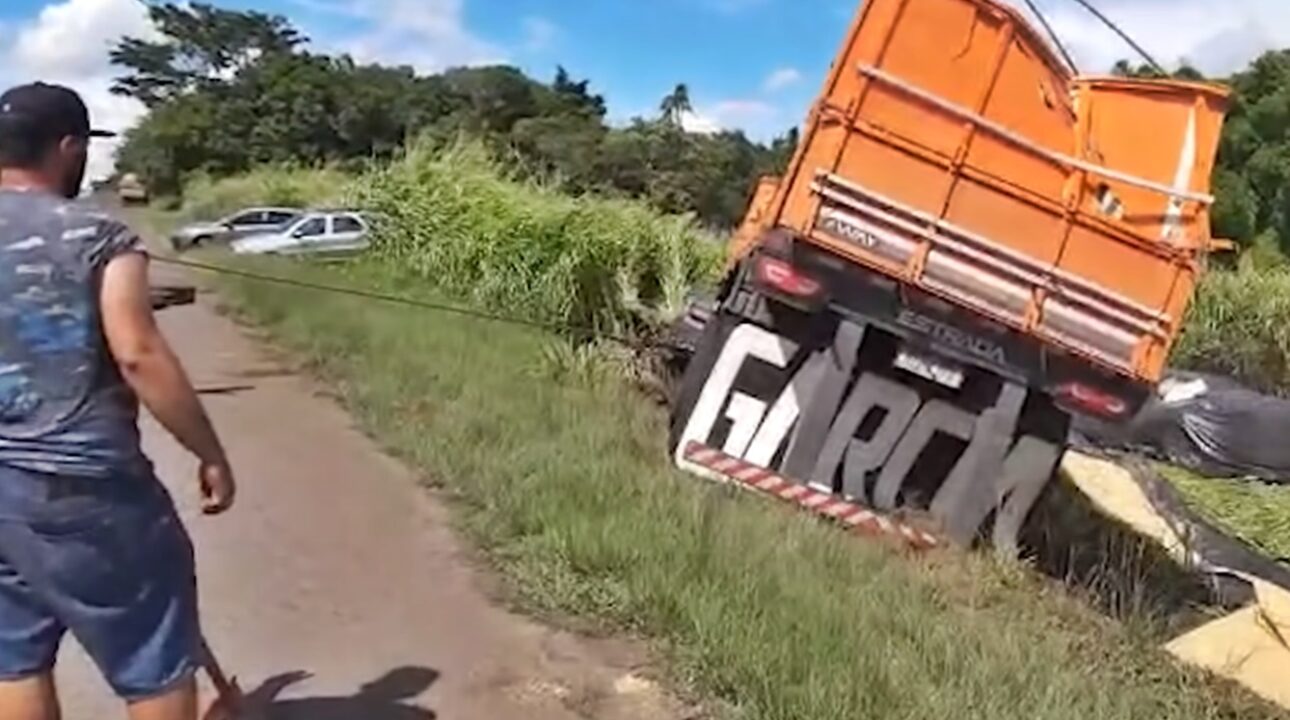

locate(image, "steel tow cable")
(150, 255), (687, 353)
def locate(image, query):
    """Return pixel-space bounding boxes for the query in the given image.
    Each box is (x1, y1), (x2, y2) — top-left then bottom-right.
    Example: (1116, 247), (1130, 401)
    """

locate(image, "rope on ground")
(150, 255), (684, 353)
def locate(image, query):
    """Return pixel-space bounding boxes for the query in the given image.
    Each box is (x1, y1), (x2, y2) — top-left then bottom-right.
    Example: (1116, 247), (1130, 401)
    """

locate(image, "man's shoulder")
(57, 197), (125, 232)
(0, 191), (121, 233)
(50, 198), (139, 253)
(0, 192), (141, 264)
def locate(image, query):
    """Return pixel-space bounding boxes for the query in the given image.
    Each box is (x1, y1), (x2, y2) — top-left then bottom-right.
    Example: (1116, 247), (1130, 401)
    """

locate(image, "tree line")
(111, 3), (797, 229)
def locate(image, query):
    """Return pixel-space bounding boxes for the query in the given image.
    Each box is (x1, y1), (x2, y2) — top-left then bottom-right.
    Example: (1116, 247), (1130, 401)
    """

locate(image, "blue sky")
(3, 0), (1289, 179)
(239, 0), (857, 138)
(0, 0), (853, 143)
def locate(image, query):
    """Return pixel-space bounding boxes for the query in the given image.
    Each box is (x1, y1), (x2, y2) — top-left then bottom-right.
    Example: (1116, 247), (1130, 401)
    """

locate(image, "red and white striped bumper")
(682, 442), (941, 550)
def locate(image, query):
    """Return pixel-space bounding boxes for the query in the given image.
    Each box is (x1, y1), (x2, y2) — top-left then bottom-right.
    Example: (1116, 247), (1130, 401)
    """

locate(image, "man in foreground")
(0, 83), (235, 720)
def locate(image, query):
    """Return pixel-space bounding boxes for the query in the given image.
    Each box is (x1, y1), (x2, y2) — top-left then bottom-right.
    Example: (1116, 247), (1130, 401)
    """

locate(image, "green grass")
(208, 256), (1283, 720)
(1158, 464), (1290, 560)
(1176, 267), (1290, 394)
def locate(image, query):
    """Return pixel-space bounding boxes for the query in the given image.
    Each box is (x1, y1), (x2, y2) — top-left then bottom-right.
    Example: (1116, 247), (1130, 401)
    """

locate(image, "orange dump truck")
(670, 0), (1230, 553)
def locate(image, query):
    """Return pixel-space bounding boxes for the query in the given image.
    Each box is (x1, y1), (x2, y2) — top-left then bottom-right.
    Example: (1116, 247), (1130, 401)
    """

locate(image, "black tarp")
(1072, 372), (1290, 483)
(1078, 457), (1290, 598)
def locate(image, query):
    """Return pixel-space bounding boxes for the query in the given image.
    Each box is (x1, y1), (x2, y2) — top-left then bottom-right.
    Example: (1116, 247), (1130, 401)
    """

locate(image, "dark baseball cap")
(0, 82), (115, 142)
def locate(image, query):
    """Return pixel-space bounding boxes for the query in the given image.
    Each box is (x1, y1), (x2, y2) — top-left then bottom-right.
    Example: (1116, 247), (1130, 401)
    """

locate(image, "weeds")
(180, 165), (353, 222)
(350, 140), (724, 334)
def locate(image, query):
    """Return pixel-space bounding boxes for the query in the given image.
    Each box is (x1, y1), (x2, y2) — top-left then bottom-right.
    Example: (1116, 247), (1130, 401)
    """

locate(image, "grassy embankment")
(163, 144), (1287, 719)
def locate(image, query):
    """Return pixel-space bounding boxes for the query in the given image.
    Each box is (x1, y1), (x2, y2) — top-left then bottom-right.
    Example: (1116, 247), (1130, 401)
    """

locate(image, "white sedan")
(232, 211), (370, 257)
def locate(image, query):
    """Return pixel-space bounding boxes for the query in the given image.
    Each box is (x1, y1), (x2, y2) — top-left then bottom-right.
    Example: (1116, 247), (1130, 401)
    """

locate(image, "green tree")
(110, 2), (303, 107)
(550, 66), (606, 118)
(1211, 169), (1260, 245)
(442, 66), (543, 134)
(659, 84), (693, 127)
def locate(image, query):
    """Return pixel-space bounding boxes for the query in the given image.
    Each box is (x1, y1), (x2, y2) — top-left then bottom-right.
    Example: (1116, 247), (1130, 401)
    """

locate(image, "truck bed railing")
(856, 64), (1214, 206)
(809, 171), (1165, 374)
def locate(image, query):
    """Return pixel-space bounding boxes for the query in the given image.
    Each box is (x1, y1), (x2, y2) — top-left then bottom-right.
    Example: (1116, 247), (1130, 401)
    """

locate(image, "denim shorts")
(0, 467), (200, 700)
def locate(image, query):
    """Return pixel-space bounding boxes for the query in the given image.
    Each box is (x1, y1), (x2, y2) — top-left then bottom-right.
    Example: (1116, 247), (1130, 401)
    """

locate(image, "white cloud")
(521, 16), (559, 53)
(762, 67), (802, 93)
(0, 0), (157, 183)
(1008, 0), (1290, 75)
(682, 99), (783, 139)
(299, 0), (504, 71)
(680, 110), (722, 135)
(711, 99), (778, 126)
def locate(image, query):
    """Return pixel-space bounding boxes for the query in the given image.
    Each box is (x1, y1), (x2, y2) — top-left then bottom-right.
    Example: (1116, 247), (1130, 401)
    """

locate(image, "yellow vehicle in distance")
(117, 172), (149, 206)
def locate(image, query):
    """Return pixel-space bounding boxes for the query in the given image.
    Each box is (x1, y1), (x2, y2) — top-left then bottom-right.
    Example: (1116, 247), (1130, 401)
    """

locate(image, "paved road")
(55, 270), (686, 719)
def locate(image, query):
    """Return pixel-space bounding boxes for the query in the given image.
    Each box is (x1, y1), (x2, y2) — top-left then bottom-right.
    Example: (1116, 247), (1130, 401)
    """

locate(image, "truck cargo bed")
(759, 0), (1229, 385)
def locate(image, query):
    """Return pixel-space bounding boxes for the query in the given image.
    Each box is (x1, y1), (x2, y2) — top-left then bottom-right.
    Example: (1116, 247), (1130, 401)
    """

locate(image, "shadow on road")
(196, 384), (258, 397)
(243, 666), (439, 719)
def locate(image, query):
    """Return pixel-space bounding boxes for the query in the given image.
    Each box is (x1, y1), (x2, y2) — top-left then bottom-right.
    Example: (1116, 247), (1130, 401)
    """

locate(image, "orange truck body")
(734, 0), (1230, 386)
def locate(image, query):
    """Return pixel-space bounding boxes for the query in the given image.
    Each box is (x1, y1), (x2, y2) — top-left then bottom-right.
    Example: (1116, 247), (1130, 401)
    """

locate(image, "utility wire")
(151, 255), (684, 352)
(1066, 0), (1165, 75)
(1022, 0), (1079, 75)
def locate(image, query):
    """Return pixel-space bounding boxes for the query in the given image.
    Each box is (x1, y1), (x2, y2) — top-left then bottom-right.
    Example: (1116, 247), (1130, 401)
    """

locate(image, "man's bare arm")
(100, 252), (235, 513)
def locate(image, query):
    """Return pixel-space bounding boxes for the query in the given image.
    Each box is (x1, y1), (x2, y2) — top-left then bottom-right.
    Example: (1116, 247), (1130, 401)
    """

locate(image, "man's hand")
(200, 460), (236, 515)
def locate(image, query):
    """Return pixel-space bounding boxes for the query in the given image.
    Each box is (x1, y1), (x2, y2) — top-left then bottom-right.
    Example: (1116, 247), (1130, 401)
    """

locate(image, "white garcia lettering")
(674, 324), (798, 471)
(680, 323), (1000, 479)
(677, 323), (1059, 553)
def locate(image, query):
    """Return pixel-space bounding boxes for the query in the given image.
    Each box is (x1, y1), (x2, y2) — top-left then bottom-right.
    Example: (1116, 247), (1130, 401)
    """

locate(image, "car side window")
(293, 217), (327, 238)
(266, 211), (297, 225)
(333, 215), (364, 234)
(228, 211), (264, 227)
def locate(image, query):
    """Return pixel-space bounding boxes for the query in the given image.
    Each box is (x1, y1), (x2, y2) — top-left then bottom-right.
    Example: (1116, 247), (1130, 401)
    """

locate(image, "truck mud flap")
(681, 441), (941, 550)
(671, 316), (1064, 554)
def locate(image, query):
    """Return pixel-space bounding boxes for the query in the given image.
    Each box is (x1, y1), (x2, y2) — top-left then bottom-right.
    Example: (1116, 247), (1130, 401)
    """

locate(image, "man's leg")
(0, 524), (65, 720)
(126, 676), (197, 720)
(0, 674), (59, 720)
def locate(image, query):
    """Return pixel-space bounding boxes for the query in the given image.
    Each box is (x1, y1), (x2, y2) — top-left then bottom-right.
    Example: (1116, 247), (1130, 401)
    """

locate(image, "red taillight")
(1056, 382), (1130, 419)
(755, 257), (823, 300)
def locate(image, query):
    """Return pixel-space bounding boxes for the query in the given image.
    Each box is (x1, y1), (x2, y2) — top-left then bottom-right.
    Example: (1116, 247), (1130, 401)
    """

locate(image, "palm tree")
(659, 83), (692, 127)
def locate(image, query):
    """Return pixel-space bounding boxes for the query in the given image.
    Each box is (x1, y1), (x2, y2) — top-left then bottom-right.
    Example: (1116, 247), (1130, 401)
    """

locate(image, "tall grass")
(180, 165), (352, 222)
(350, 140), (723, 334)
(1174, 267), (1290, 393)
